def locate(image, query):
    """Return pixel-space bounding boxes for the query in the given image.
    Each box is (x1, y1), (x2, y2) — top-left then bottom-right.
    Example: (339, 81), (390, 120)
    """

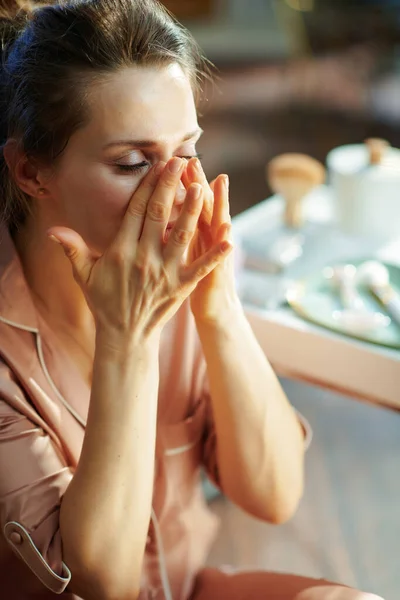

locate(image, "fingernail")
(168, 157), (183, 174)
(193, 157), (202, 172)
(48, 235), (61, 245)
(223, 175), (229, 190)
(191, 183), (202, 200)
(220, 241), (232, 253)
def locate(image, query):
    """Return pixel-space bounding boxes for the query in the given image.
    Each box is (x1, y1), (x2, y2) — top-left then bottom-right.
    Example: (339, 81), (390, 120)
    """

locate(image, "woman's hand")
(182, 158), (240, 326)
(47, 158), (232, 344)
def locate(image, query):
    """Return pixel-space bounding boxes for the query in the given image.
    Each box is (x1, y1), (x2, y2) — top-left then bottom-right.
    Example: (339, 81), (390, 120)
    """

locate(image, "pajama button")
(9, 532), (22, 545)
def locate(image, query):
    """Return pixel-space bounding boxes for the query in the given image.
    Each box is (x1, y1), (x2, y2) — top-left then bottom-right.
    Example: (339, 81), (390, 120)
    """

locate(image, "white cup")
(327, 143), (400, 241)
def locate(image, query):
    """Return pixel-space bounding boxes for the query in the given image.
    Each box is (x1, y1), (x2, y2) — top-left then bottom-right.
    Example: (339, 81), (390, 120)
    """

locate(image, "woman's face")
(43, 64), (201, 253)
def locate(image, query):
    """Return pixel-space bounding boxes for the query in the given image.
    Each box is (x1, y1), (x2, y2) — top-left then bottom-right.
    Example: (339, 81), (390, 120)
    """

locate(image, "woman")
(0, 1), (383, 599)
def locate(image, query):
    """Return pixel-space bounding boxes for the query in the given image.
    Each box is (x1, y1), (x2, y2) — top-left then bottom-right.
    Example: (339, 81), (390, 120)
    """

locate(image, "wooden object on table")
(364, 138), (390, 166)
(267, 153), (325, 228)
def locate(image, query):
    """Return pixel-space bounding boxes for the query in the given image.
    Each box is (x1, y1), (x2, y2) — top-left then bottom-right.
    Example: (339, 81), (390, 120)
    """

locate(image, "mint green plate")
(287, 260), (400, 349)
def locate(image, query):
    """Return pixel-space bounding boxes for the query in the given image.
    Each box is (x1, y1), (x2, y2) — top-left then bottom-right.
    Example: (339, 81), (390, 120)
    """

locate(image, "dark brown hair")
(0, 0), (208, 231)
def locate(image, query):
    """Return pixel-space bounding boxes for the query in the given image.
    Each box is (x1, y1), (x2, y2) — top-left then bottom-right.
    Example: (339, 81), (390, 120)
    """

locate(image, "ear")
(3, 138), (48, 198)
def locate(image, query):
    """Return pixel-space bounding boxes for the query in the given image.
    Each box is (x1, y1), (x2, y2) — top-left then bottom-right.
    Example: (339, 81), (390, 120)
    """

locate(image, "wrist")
(95, 325), (161, 360)
(194, 296), (245, 333)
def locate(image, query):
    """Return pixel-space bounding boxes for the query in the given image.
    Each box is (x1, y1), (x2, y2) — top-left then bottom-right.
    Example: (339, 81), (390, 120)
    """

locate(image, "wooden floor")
(205, 378), (400, 600)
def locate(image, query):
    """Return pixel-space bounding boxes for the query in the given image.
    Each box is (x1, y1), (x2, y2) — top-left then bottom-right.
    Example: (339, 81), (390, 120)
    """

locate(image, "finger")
(211, 174), (231, 232)
(164, 183), (203, 262)
(181, 166), (192, 190)
(114, 161), (166, 247)
(186, 158), (213, 225)
(183, 240), (233, 285)
(47, 227), (96, 285)
(186, 157), (210, 188)
(217, 222), (232, 244)
(196, 218), (214, 251)
(140, 157), (186, 248)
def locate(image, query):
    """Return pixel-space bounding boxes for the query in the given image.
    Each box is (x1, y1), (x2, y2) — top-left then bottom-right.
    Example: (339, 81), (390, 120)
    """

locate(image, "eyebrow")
(103, 128), (203, 150)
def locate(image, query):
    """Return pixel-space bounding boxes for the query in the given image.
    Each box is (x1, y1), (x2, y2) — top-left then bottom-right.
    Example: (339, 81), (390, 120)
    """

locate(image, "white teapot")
(327, 139), (400, 241)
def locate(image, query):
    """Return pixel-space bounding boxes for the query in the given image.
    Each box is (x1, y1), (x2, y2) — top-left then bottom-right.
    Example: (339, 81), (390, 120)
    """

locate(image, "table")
(232, 186), (400, 410)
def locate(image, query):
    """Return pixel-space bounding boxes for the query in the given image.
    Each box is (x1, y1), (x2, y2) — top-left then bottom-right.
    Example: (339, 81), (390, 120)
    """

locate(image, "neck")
(14, 217), (95, 353)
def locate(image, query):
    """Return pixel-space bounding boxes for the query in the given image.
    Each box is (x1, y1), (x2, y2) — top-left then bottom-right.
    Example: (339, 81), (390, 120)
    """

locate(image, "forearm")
(197, 306), (304, 524)
(60, 330), (159, 600)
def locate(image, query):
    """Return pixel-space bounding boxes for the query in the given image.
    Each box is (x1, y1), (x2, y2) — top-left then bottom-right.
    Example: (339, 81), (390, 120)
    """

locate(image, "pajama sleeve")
(0, 366), (72, 594)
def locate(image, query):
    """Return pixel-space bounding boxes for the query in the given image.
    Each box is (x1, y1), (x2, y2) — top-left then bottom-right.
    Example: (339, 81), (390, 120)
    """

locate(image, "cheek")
(52, 163), (142, 242)
(78, 172), (137, 218)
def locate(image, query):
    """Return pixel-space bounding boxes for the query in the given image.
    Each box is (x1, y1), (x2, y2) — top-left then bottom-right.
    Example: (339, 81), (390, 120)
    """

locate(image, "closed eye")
(115, 154), (203, 174)
(115, 161), (149, 173)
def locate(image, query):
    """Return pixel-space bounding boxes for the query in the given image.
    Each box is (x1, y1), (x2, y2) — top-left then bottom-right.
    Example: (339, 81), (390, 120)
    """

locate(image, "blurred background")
(163, 0), (400, 215)
(160, 2), (400, 599)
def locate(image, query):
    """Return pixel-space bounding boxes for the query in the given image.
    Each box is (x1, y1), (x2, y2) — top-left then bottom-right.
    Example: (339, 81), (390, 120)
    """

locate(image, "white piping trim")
(35, 333), (87, 428)
(151, 509), (173, 600)
(0, 315), (38, 333)
(0, 313), (87, 428)
(164, 438), (200, 457)
(4, 521), (71, 594)
(0, 314), (86, 428)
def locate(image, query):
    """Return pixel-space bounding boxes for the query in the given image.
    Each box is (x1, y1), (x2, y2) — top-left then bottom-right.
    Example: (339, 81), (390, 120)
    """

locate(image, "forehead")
(84, 64), (198, 144)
